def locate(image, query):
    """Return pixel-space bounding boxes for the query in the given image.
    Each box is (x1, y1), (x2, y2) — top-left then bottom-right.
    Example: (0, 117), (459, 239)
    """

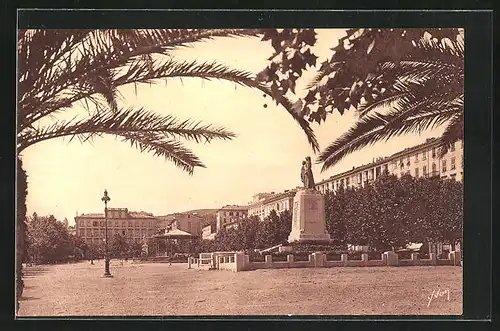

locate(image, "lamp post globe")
(101, 189), (113, 278)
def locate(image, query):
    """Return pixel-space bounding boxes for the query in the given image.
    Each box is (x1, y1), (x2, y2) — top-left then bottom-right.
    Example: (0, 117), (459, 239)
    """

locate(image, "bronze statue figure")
(300, 160), (306, 187)
(303, 156), (315, 189)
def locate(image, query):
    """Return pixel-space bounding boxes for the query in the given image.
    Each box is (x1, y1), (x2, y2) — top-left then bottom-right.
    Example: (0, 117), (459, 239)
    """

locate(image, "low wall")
(188, 251), (461, 272)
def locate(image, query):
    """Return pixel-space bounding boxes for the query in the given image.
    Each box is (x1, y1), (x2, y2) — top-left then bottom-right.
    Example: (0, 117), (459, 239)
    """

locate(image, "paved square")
(18, 261), (462, 316)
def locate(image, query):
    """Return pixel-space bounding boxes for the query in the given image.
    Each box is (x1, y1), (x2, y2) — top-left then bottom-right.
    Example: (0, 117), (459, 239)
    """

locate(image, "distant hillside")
(184, 209), (218, 217)
(158, 208), (218, 218)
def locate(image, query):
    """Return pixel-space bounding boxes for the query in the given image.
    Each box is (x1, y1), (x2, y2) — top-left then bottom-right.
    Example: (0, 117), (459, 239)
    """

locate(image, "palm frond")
(318, 95), (463, 171)
(20, 57), (319, 154)
(437, 112), (464, 157)
(357, 93), (404, 118)
(18, 29), (263, 125)
(18, 29), (321, 174)
(18, 107), (236, 174)
(118, 131), (204, 174)
(19, 107), (236, 149)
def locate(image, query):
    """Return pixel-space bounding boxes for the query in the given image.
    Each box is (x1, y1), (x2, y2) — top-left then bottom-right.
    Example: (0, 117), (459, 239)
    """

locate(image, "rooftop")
(249, 189), (297, 206)
(219, 205), (249, 211)
(77, 210), (158, 219)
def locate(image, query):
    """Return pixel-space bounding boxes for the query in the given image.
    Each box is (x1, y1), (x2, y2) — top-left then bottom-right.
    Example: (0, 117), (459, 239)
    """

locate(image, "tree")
(324, 187), (347, 247)
(129, 241), (143, 258)
(70, 235), (89, 259)
(26, 213), (73, 264)
(323, 174), (463, 251)
(256, 210), (292, 248)
(258, 28), (463, 171)
(110, 234), (129, 259)
(16, 158), (28, 312)
(237, 216), (261, 250)
(17, 29), (320, 305)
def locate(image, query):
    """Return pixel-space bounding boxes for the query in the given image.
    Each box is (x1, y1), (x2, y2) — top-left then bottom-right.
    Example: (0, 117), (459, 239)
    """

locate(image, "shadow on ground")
(19, 296), (39, 301)
(23, 267), (50, 278)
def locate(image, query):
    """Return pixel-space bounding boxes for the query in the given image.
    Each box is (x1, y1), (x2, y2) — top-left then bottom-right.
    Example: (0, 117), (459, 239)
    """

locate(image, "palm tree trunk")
(16, 156), (28, 313)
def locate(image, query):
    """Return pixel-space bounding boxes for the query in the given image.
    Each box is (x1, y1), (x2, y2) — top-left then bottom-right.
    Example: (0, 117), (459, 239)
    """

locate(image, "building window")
(406, 157), (410, 167)
(432, 147), (436, 158)
(415, 153), (419, 161)
(375, 167), (381, 178)
(369, 169), (374, 180)
(423, 151), (427, 160)
(423, 165), (427, 176)
(358, 173), (362, 184)
(93, 221), (98, 227)
(415, 168), (419, 177)
(442, 160), (447, 172)
(451, 157), (456, 170)
(383, 164), (388, 173)
(450, 142), (455, 152)
(432, 163), (437, 172)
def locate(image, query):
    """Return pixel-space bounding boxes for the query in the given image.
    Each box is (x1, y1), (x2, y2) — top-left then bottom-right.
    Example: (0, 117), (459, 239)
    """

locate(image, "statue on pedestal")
(289, 156), (331, 243)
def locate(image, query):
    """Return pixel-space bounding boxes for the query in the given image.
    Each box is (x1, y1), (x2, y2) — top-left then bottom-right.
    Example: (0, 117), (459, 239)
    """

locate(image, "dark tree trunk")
(16, 157), (28, 313)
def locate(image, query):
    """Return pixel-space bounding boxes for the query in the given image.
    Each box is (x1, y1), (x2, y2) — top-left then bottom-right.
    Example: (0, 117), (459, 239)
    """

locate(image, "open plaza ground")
(17, 260), (462, 316)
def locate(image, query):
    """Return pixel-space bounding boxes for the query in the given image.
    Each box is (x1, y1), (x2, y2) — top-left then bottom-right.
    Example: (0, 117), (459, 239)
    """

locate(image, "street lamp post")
(101, 189), (113, 278)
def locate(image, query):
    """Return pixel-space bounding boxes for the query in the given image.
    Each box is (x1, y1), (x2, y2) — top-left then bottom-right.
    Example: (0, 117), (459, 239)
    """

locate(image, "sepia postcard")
(15, 12), (475, 319)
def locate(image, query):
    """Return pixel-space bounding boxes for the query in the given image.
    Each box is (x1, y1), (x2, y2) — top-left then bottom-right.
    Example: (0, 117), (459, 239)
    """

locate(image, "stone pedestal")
(288, 188), (331, 243)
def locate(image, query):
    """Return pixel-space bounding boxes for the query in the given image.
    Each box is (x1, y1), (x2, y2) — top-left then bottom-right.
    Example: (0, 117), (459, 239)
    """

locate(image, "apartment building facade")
(75, 208), (160, 245)
(247, 189), (297, 221)
(315, 138), (464, 193)
(216, 205), (249, 231)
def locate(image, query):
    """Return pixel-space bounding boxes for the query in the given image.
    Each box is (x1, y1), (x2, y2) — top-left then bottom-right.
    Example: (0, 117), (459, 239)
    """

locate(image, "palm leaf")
(18, 107), (236, 174)
(18, 29), (319, 154)
(316, 34), (463, 171)
(436, 112), (464, 157)
(318, 95), (463, 171)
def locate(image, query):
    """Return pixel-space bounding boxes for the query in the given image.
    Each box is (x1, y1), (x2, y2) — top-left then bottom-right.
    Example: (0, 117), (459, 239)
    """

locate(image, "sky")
(21, 29), (444, 225)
